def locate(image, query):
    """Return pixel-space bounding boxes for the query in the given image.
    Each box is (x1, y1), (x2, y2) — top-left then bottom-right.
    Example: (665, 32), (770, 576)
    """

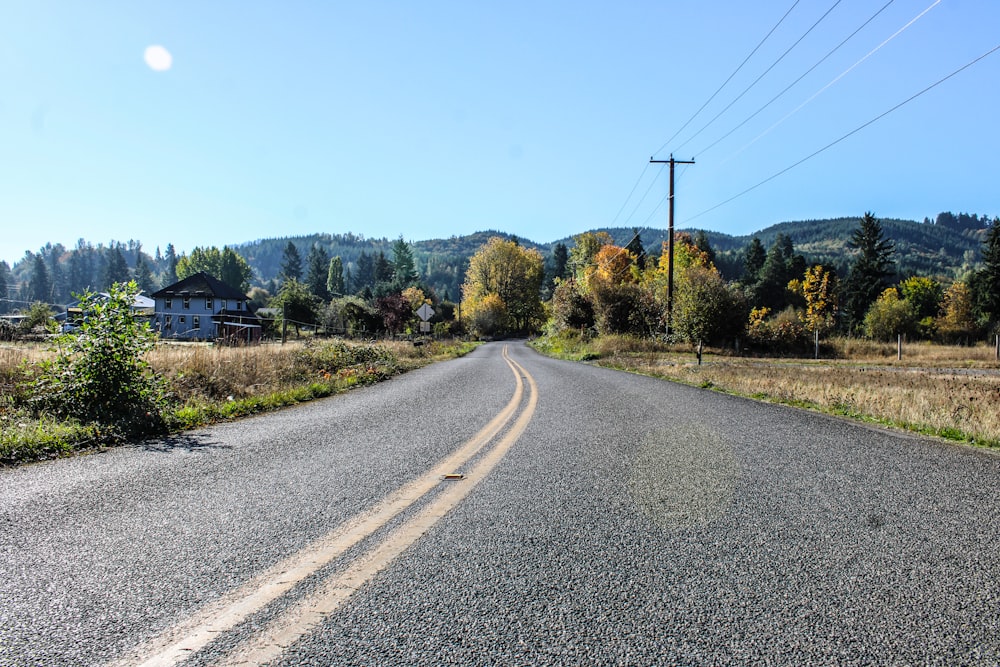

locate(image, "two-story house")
(151, 272), (262, 342)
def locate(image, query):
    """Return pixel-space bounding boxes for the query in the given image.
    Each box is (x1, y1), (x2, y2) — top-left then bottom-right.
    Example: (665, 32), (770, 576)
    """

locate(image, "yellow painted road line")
(219, 349), (539, 666)
(116, 346), (530, 667)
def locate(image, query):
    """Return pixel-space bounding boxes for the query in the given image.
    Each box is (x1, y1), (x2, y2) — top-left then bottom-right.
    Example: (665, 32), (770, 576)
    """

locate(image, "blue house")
(151, 272), (261, 342)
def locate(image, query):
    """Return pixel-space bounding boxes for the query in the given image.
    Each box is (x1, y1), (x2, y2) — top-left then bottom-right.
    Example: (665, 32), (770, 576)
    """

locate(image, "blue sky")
(2, 1), (998, 266)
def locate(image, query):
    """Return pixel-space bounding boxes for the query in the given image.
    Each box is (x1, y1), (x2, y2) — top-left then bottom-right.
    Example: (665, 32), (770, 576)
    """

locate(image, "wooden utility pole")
(650, 155), (694, 336)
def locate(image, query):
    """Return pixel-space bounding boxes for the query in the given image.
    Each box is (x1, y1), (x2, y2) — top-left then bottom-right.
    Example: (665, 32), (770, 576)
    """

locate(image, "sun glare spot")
(144, 45), (173, 72)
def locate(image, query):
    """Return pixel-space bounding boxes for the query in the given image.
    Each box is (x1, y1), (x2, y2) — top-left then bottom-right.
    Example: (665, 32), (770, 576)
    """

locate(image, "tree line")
(464, 213), (1000, 351)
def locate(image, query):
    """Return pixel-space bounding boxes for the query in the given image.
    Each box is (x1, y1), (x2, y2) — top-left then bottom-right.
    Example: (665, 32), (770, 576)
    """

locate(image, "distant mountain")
(7, 214), (991, 309)
(558, 216), (987, 281)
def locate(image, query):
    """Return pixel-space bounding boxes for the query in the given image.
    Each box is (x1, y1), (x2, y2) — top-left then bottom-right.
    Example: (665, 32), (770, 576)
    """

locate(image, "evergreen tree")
(0, 260), (10, 313)
(753, 235), (797, 311)
(743, 237), (766, 284)
(625, 229), (647, 271)
(163, 243), (179, 287)
(353, 252), (375, 294)
(29, 253), (52, 303)
(374, 251), (393, 285)
(692, 230), (716, 267)
(327, 256), (345, 297)
(305, 244), (331, 301)
(68, 239), (96, 295)
(843, 212), (895, 332)
(44, 244), (67, 304)
(280, 241), (303, 282)
(134, 254), (156, 294)
(103, 245), (132, 288)
(390, 237), (418, 288)
(543, 242), (569, 299)
(970, 218), (1000, 329)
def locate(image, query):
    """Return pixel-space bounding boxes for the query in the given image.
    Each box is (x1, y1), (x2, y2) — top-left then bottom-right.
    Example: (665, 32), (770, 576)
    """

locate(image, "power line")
(692, 0), (895, 158)
(607, 163), (651, 228)
(725, 0), (941, 163)
(652, 0), (802, 158)
(683, 41), (1000, 224)
(673, 0), (845, 154)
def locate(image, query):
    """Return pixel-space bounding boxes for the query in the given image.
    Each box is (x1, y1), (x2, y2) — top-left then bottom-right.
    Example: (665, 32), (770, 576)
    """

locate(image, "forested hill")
(6, 213), (991, 308)
(235, 230), (546, 302)
(574, 214), (989, 281)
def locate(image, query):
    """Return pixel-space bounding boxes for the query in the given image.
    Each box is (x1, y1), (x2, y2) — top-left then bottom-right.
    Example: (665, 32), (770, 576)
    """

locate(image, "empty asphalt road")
(1, 341), (998, 666)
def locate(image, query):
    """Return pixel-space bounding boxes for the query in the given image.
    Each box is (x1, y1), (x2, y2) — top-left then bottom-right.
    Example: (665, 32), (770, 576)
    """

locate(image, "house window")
(206, 297), (213, 311)
(179, 316), (186, 325)
(164, 315), (172, 330)
(183, 297), (190, 309)
(236, 300), (243, 311)
(193, 316), (200, 330)
(165, 298), (172, 310)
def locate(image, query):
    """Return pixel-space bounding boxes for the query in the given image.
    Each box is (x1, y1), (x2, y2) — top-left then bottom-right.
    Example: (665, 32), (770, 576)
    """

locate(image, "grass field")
(1, 338), (476, 464)
(531, 333), (1000, 449)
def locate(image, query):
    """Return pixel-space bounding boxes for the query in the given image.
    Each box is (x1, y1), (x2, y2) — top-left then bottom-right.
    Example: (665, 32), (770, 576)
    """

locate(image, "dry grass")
(1, 337), (476, 464)
(538, 334), (1000, 448)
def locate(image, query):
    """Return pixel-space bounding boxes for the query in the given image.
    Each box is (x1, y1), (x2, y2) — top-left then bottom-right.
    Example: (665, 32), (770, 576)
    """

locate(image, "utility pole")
(649, 154), (694, 337)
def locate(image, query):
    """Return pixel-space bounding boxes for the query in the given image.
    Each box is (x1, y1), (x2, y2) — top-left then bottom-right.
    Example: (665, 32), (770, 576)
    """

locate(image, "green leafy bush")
(24, 282), (171, 438)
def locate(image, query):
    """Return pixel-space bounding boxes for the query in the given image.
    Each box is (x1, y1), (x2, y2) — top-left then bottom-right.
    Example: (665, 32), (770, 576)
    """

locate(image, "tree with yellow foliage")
(462, 237), (544, 336)
(801, 264), (839, 334)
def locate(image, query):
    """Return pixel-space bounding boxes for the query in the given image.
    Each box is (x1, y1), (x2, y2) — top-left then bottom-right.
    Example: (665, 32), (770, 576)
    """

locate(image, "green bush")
(24, 282), (171, 439)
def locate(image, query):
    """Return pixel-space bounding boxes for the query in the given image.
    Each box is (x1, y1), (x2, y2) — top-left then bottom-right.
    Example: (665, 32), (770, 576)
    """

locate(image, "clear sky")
(2, 1), (998, 266)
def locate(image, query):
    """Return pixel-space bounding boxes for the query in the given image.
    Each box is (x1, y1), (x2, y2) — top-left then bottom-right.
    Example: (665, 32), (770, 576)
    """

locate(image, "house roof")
(151, 272), (248, 301)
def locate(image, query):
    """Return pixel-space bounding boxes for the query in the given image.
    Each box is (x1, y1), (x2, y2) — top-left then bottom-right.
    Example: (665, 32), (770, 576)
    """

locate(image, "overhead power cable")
(726, 0), (941, 162)
(652, 0), (801, 158)
(607, 163), (652, 228)
(683, 41), (1000, 224)
(673, 0), (844, 154)
(692, 0), (895, 158)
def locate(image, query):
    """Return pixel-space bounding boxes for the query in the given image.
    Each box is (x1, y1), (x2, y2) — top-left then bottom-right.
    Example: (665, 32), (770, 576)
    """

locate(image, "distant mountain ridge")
(8, 214), (991, 307)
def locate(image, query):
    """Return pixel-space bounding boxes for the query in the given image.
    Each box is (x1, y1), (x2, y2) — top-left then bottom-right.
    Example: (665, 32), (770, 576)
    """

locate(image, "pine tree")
(374, 251), (393, 285)
(843, 212), (895, 332)
(163, 243), (179, 287)
(692, 230), (716, 267)
(390, 237), (418, 288)
(103, 245), (132, 288)
(0, 260), (10, 313)
(305, 244), (331, 301)
(743, 237), (766, 284)
(625, 229), (647, 271)
(134, 255), (156, 294)
(280, 241), (303, 283)
(970, 218), (1000, 329)
(353, 252), (375, 294)
(29, 253), (52, 303)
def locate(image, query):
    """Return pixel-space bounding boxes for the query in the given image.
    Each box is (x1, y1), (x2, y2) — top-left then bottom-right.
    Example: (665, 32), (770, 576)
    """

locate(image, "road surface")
(1, 341), (998, 665)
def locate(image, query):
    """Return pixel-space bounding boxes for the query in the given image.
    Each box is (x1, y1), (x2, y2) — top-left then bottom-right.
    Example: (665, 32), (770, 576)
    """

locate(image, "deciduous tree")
(936, 281), (977, 344)
(462, 237), (544, 336)
(176, 246), (253, 292)
(863, 287), (913, 341)
(326, 256), (345, 297)
(801, 265), (839, 334)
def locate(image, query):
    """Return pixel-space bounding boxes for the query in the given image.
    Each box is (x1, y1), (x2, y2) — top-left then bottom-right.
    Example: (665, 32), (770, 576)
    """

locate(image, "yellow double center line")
(118, 345), (537, 667)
